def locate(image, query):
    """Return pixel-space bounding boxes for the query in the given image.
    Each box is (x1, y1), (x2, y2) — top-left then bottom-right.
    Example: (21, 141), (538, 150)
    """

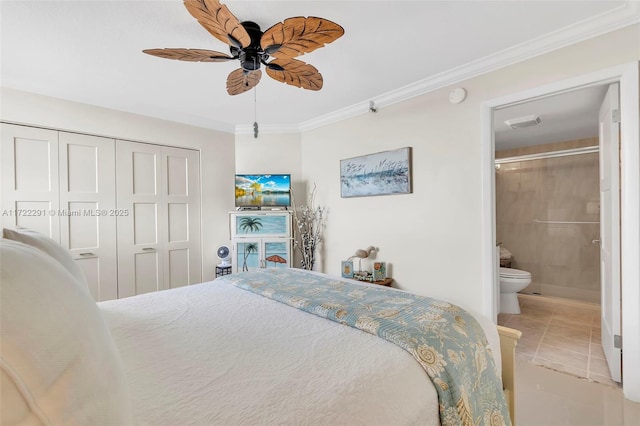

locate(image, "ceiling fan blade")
(143, 48), (235, 62)
(184, 0), (251, 48)
(261, 17), (344, 58)
(265, 58), (323, 91)
(227, 69), (262, 95)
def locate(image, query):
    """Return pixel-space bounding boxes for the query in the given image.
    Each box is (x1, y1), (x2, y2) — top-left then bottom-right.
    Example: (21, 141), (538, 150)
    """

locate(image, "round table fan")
(217, 245), (231, 267)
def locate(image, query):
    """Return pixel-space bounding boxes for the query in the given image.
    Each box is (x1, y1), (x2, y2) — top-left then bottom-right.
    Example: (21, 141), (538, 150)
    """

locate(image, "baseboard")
(518, 293), (600, 310)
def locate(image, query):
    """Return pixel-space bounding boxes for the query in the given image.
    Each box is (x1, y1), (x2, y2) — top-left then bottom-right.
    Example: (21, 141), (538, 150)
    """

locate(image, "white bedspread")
(99, 277), (500, 426)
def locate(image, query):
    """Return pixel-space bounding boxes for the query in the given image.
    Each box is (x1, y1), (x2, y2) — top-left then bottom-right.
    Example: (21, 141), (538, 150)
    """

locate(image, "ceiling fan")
(144, 0), (344, 96)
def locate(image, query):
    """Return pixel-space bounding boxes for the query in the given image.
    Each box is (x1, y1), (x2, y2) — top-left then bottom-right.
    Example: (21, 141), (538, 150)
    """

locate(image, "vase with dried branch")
(291, 185), (326, 271)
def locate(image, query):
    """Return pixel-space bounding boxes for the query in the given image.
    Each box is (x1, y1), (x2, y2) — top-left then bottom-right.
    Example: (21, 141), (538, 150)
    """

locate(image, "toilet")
(499, 267), (531, 314)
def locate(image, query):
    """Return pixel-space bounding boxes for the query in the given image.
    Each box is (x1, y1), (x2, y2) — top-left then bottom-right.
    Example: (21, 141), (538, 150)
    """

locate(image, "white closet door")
(1, 124), (60, 239)
(116, 141), (165, 297)
(163, 146), (201, 288)
(59, 132), (118, 301)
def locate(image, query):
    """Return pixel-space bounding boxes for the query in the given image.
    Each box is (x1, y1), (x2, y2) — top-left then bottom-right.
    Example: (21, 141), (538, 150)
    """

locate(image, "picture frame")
(341, 260), (354, 278)
(340, 147), (412, 198)
(372, 261), (386, 281)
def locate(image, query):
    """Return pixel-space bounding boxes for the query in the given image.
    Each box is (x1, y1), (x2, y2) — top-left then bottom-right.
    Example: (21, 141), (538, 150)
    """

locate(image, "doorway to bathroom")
(480, 62), (639, 401)
(492, 84), (616, 384)
(493, 85), (606, 304)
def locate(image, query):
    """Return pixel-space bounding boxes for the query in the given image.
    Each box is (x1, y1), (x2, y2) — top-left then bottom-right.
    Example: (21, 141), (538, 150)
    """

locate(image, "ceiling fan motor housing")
(237, 21), (266, 71)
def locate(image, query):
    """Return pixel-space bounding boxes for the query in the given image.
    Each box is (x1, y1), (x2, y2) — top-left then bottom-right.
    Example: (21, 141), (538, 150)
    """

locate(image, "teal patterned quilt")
(222, 268), (510, 426)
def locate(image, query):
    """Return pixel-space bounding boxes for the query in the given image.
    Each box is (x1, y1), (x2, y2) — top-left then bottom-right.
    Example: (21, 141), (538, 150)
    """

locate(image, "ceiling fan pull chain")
(253, 86), (259, 139)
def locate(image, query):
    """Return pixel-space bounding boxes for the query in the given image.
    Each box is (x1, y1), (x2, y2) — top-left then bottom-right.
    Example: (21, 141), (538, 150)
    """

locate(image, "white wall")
(235, 132), (302, 186)
(300, 24), (640, 309)
(301, 91), (484, 304)
(0, 87), (236, 282)
(235, 132), (306, 267)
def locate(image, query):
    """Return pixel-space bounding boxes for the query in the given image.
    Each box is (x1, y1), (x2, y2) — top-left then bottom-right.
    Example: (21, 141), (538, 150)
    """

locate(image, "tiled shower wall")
(496, 138), (601, 303)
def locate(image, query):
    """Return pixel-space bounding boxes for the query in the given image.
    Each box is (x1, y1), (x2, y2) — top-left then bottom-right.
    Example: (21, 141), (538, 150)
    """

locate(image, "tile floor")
(500, 294), (640, 425)
(515, 357), (640, 425)
(498, 294), (616, 387)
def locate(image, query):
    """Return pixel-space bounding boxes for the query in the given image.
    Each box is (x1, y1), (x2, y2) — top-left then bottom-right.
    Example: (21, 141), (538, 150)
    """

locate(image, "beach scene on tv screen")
(235, 174), (291, 206)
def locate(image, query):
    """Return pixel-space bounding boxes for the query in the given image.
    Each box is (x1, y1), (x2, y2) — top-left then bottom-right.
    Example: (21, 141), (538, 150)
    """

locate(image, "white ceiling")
(1, 1), (638, 136)
(494, 84), (609, 151)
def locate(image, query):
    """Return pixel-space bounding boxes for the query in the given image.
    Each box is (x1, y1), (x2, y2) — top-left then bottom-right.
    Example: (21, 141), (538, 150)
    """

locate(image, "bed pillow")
(0, 239), (132, 425)
(2, 227), (89, 291)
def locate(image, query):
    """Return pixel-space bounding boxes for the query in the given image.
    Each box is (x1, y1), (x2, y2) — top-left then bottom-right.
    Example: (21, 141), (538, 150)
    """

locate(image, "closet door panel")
(1, 124), (60, 240)
(168, 203), (188, 242)
(67, 202), (98, 248)
(134, 251), (162, 295)
(163, 147), (201, 288)
(59, 132), (117, 301)
(167, 155), (188, 196)
(117, 141), (165, 298)
(133, 151), (159, 195)
(133, 202), (159, 244)
(168, 248), (190, 288)
(66, 143), (97, 192)
(14, 137), (53, 191)
(11, 201), (52, 236)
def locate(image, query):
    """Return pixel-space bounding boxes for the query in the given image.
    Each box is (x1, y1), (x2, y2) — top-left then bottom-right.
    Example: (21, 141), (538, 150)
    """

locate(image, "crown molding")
(296, 2), (639, 134)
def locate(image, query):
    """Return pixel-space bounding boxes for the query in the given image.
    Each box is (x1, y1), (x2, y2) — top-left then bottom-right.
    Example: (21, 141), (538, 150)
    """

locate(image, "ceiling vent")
(504, 114), (541, 129)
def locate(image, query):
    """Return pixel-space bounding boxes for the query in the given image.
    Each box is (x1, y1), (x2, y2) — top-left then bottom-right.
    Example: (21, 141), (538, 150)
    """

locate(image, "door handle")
(77, 252), (97, 259)
(142, 247), (156, 252)
(592, 239), (601, 245)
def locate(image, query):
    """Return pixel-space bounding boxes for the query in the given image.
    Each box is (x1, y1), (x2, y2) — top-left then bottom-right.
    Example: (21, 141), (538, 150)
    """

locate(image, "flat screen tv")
(235, 174), (291, 208)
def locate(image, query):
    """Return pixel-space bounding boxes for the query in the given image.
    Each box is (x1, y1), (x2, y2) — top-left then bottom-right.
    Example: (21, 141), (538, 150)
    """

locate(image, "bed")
(1, 231), (521, 426)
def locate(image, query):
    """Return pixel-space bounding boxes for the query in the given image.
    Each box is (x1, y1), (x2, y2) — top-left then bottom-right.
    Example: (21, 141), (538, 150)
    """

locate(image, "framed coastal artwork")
(340, 147), (412, 198)
(372, 262), (386, 281)
(341, 260), (354, 278)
